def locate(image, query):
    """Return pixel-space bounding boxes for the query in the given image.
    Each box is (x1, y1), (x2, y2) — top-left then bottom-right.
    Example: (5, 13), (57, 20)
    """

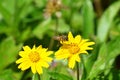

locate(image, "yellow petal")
(55, 49), (70, 60)
(18, 62), (24, 69)
(16, 58), (25, 64)
(32, 45), (36, 51)
(40, 60), (49, 68)
(68, 32), (74, 42)
(84, 42), (95, 46)
(36, 63), (43, 74)
(37, 45), (42, 50)
(86, 47), (93, 50)
(74, 35), (81, 44)
(68, 55), (76, 69)
(23, 46), (31, 51)
(18, 60), (30, 70)
(19, 51), (30, 57)
(31, 63), (36, 74)
(79, 42), (94, 51)
(75, 55), (81, 62)
(79, 51), (88, 54)
(79, 46), (87, 51)
(46, 51), (53, 56)
(19, 51), (24, 57)
(36, 45), (43, 52)
(43, 57), (53, 62)
(21, 61), (31, 71)
(41, 51), (53, 57)
(79, 39), (89, 46)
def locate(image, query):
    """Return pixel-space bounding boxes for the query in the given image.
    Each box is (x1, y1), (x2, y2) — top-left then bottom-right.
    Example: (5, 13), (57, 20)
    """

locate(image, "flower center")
(29, 51), (40, 62)
(69, 44), (80, 54)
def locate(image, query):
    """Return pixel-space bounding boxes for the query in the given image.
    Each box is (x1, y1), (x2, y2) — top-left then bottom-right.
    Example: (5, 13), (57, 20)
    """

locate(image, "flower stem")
(76, 62), (79, 80)
(32, 73), (41, 80)
(32, 74), (35, 80)
(48, 17), (59, 50)
(38, 74), (41, 80)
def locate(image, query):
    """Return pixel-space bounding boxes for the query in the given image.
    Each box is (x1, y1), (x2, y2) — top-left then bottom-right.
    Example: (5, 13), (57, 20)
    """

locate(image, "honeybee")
(53, 35), (68, 42)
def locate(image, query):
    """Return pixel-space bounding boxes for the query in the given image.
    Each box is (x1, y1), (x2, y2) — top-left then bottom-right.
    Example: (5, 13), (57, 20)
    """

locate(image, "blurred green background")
(0, 0), (120, 80)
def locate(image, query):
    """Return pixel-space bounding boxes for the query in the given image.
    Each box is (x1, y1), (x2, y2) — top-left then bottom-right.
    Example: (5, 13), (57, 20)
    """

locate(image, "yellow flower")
(55, 32), (95, 68)
(16, 45), (53, 74)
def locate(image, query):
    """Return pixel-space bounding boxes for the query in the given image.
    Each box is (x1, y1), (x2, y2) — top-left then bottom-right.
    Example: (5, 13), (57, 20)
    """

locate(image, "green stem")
(32, 73), (41, 80)
(48, 17), (59, 50)
(76, 62), (79, 80)
(32, 74), (35, 80)
(38, 74), (41, 80)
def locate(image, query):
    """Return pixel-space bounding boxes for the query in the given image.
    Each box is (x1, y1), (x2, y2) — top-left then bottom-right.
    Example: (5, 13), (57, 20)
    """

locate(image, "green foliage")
(49, 72), (73, 80)
(82, 0), (94, 38)
(0, 37), (22, 71)
(97, 1), (120, 42)
(0, 0), (120, 80)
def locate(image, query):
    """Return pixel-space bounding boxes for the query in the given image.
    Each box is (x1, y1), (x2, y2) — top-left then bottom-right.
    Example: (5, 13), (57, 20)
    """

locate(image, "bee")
(53, 35), (68, 42)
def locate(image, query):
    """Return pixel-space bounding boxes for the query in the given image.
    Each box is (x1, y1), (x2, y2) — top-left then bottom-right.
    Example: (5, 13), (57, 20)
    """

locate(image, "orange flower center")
(68, 43), (80, 54)
(29, 51), (40, 62)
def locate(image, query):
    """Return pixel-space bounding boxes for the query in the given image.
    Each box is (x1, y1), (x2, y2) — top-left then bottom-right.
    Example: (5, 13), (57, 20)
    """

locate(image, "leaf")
(19, 28), (32, 42)
(0, 69), (15, 80)
(17, 0), (33, 20)
(40, 68), (51, 80)
(87, 43), (107, 79)
(82, 0), (94, 38)
(0, 2), (12, 25)
(0, 37), (22, 72)
(33, 0), (46, 8)
(0, 69), (22, 80)
(49, 72), (73, 80)
(81, 44), (99, 79)
(0, 0), (15, 14)
(71, 13), (83, 31)
(87, 37), (120, 79)
(104, 37), (120, 75)
(57, 19), (70, 33)
(107, 37), (120, 61)
(97, 1), (120, 42)
(33, 19), (52, 39)
(0, 25), (8, 34)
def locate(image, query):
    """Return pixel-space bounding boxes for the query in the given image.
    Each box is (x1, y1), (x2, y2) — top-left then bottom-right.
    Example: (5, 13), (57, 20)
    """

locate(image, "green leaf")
(0, 2), (12, 25)
(17, 0), (33, 20)
(49, 72), (73, 80)
(0, 69), (22, 80)
(0, 25), (8, 34)
(87, 43), (107, 79)
(0, 69), (15, 80)
(0, 37), (22, 72)
(0, 0), (15, 14)
(57, 19), (70, 33)
(97, 1), (120, 42)
(81, 44), (99, 79)
(107, 37), (120, 60)
(104, 37), (120, 75)
(33, 0), (46, 8)
(40, 68), (51, 80)
(33, 19), (52, 39)
(87, 37), (120, 79)
(19, 28), (32, 42)
(71, 13), (83, 31)
(82, 0), (94, 38)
